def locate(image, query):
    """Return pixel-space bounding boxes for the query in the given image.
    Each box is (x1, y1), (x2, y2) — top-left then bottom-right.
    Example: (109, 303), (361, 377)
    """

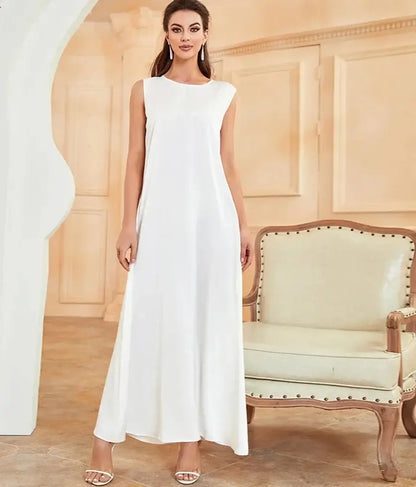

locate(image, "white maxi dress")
(93, 74), (249, 456)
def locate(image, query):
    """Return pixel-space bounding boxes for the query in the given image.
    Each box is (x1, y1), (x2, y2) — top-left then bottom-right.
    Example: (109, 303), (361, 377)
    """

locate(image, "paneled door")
(217, 45), (320, 229)
(46, 52), (122, 317)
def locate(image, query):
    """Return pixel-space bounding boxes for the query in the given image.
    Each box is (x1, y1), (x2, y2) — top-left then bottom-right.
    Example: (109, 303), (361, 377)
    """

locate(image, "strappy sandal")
(174, 440), (202, 485)
(84, 469), (114, 486)
(174, 471), (201, 485)
(84, 443), (115, 486)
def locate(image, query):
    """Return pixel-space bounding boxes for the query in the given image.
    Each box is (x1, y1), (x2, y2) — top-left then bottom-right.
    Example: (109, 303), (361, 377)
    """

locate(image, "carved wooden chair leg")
(246, 404), (255, 424)
(374, 405), (400, 482)
(402, 395), (416, 438)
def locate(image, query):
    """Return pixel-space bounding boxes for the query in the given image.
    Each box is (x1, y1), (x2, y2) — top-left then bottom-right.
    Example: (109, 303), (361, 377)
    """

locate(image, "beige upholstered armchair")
(243, 220), (416, 482)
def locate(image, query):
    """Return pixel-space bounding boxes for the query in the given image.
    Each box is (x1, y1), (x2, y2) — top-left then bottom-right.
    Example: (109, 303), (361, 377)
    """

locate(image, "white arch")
(0, 0), (97, 433)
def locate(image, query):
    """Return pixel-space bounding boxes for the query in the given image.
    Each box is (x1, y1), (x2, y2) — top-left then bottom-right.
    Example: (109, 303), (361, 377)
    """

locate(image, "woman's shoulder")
(132, 77), (160, 88)
(131, 77), (161, 98)
(213, 79), (236, 91)
(213, 79), (237, 99)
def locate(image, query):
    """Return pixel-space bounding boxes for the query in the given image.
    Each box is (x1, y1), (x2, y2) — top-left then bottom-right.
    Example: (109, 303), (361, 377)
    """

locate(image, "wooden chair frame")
(243, 219), (416, 482)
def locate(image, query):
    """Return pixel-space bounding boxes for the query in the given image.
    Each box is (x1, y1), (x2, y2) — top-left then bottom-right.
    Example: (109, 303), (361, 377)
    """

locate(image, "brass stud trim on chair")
(283, 395), (287, 398)
(269, 394), (273, 398)
(348, 395), (353, 399)
(296, 394), (301, 398)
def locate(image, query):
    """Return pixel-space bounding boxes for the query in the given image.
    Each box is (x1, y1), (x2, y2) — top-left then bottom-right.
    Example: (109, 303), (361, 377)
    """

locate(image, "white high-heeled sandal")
(84, 469), (114, 486)
(174, 470), (201, 485)
(84, 443), (115, 486)
(174, 440), (202, 485)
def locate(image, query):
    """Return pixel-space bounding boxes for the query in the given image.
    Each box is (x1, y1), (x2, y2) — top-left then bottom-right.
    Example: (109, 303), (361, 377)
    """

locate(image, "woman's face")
(166, 9), (208, 60)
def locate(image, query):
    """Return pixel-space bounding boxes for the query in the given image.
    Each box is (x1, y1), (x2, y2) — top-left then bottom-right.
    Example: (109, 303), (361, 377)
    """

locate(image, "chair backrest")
(255, 221), (416, 331)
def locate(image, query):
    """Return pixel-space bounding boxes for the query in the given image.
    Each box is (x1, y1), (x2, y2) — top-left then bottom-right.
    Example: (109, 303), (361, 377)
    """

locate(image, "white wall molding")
(212, 15), (416, 57)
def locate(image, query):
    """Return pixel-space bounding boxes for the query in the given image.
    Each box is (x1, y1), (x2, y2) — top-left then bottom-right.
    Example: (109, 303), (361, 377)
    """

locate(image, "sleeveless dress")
(93, 75), (249, 456)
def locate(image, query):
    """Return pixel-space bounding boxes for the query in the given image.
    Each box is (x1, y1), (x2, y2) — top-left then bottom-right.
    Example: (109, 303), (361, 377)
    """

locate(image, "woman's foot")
(84, 437), (114, 485)
(175, 440), (202, 483)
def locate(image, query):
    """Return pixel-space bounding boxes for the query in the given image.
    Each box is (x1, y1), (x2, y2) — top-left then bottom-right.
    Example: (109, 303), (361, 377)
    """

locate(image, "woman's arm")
(122, 80), (146, 229)
(220, 93), (253, 271)
(116, 80), (146, 270)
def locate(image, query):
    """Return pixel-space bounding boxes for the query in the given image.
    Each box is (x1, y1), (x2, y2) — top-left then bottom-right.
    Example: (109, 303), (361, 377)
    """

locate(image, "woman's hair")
(150, 0), (212, 78)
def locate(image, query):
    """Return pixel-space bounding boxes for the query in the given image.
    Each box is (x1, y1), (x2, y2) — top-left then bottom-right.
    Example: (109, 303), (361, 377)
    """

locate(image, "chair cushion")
(243, 322), (416, 390)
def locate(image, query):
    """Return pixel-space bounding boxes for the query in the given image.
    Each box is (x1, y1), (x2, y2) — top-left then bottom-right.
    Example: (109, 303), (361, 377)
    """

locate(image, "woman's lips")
(179, 46), (192, 51)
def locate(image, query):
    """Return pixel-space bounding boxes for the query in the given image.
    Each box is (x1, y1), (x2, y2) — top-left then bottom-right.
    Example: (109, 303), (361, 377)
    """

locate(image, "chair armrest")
(394, 307), (416, 321)
(386, 307), (416, 356)
(384, 309), (415, 389)
(242, 288), (258, 321)
(388, 307), (416, 333)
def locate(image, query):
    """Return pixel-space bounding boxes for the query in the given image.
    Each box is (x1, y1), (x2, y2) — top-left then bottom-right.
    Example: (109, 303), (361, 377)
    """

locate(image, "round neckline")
(162, 75), (213, 86)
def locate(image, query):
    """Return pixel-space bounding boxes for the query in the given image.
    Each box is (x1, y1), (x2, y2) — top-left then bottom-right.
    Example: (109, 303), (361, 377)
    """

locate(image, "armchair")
(243, 220), (416, 482)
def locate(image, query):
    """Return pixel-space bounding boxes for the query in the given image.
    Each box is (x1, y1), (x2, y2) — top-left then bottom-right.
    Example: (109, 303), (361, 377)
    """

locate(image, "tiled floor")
(0, 317), (415, 486)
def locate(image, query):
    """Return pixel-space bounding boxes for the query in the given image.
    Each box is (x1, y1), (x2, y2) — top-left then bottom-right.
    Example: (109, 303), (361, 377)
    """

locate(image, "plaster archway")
(0, 0), (98, 434)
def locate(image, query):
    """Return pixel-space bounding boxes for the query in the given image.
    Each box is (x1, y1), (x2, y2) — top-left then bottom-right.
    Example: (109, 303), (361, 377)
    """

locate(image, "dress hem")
(93, 429), (249, 456)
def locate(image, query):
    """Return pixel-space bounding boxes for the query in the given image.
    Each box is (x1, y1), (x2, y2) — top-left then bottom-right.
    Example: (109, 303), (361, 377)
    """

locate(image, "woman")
(84, 0), (253, 485)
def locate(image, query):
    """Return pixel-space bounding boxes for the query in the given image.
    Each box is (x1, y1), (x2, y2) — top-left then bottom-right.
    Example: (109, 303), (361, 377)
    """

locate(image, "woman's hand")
(240, 225), (253, 272)
(116, 226), (138, 271)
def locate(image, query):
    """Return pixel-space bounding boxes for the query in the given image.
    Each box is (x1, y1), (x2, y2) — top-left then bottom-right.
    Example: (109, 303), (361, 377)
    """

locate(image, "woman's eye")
(171, 27), (200, 33)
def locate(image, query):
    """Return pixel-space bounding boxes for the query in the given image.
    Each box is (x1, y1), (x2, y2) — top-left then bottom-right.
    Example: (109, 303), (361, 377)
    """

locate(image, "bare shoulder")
(131, 79), (144, 100)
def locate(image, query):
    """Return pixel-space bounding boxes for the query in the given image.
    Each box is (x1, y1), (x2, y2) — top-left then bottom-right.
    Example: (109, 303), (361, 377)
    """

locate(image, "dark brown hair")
(150, 0), (212, 78)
